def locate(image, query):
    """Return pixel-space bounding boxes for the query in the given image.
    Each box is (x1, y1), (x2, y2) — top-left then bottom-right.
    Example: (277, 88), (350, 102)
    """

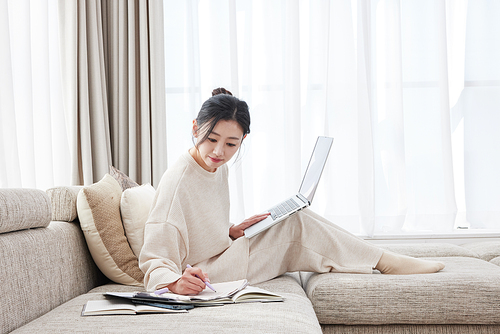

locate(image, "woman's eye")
(208, 138), (217, 143)
(227, 143), (236, 147)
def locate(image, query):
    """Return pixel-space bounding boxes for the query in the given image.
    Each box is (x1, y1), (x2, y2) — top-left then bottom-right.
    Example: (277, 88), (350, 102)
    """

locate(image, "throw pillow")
(77, 174), (144, 286)
(120, 183), (156, 257)
(109, 165), (140, 191)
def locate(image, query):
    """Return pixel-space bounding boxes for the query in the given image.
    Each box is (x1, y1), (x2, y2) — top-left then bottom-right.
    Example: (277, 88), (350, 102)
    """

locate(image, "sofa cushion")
(299, 243), (480, 289)
(77, 174), (144, 287)
(461, 241), (500, 262)
(0, 221), (105, 334)
(12, 275), (322, 334)
(0, 188), (51, 234)
(120, 183), (156, 257)
(109, 165), (140, 191)
(379, 242), (479, 259)
(46, 186), (82, 221)
(490, 256), (500, 266)
(321, 324), (500, 334)
(305, 257), (500, 325)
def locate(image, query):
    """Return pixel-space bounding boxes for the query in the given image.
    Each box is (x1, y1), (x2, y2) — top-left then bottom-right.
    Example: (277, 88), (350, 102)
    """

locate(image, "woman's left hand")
(229, 213), (271, 240)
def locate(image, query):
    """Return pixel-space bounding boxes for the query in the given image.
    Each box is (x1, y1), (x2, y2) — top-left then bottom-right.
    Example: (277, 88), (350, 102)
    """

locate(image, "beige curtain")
(58, 0), (167, 187)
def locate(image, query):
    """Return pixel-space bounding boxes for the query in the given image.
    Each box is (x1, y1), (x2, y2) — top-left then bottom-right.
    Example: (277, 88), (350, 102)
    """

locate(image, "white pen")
(154, 286), (169, 295)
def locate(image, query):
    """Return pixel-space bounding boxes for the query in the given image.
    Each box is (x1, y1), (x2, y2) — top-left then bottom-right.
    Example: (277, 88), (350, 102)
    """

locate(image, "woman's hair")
(194, 88), (250, 147)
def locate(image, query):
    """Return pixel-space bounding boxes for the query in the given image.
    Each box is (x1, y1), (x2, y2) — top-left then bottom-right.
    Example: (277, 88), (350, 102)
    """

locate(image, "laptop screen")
(298, 136), (334, 202)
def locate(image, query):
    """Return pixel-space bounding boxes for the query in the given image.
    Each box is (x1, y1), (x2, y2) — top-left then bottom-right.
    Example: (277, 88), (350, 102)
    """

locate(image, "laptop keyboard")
(269, 198), (300, 220)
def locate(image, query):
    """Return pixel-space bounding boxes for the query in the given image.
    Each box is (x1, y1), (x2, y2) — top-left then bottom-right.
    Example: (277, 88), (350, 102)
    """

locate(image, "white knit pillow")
(120, 183), (156, 257)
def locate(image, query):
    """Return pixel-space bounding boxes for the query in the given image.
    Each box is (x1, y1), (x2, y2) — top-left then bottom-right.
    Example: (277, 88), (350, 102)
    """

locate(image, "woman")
(139, 88), (444, 295)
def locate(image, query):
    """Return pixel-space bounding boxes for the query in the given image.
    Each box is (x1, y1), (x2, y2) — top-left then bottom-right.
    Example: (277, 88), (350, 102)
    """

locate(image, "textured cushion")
(490, 256), (500, 266)
(321, 324), (500, 334)
(0, 221), (105, 334)
(77, 174), (144, 286)
(46, 186), (82, 221)
(461, 241), (500, 262)
(305, 257), (500, 325)
(379, 243), (479, 259)
(0, 188), (51, 234)
(12, 275), (322, 334)
(109, 165), (139, 191)
(120, 183), (156, 257)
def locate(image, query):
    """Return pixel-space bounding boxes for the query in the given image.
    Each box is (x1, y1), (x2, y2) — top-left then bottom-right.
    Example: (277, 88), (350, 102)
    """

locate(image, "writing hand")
(166, 266), (210, 295)
(229, 213), (271, 240)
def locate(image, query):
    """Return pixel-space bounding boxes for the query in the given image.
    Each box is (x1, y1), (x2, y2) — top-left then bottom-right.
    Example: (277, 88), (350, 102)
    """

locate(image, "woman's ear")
(192, 120), (199, 138)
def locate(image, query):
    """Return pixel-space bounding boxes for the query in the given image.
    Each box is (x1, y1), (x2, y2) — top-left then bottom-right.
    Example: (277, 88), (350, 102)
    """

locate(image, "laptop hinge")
(297, 193), (310, 205)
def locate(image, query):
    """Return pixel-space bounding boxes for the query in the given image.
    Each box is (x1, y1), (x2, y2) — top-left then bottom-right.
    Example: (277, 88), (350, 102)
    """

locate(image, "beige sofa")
(1, 187), (500, 334)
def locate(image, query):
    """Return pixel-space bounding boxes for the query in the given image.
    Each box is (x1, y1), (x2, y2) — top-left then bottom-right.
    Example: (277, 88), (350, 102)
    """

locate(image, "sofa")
(1, 184), (500, 334)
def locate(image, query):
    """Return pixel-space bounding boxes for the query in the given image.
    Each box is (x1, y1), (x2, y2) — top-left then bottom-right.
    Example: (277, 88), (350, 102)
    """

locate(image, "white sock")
(376, 251), (445, 275)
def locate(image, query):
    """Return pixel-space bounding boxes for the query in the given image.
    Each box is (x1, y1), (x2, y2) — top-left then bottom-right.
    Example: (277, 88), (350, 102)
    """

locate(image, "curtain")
(2, 0), (499, 237)
(58, 0), (167, 187)
(0, 0), (71, 190)
(161, 0), (500, 236)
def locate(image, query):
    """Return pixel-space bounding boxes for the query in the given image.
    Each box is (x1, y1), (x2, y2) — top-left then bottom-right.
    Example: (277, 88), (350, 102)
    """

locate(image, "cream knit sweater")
(139, 151), (249, 291)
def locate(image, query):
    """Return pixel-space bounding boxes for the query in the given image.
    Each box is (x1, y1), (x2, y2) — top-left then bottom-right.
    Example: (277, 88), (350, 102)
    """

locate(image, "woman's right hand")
(166, 266), (209, 295)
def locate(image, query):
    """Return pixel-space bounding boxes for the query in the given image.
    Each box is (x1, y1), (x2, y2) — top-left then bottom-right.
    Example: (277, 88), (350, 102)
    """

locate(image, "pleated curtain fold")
(58, 0), (167, 187)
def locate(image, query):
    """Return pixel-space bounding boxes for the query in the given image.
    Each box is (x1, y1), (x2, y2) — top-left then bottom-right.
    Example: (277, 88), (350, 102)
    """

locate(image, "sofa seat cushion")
(491, 256), (500, 266)
(461, 241), (500, 262)
(305, 257), (500, 325)
(12, 274), (322, 334)
(321, 324), (500, 334)
(379, 242), (480, 259)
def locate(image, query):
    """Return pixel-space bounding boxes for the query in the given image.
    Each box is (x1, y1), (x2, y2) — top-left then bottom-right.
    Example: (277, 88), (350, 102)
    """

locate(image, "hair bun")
(212, 87), (233, 96)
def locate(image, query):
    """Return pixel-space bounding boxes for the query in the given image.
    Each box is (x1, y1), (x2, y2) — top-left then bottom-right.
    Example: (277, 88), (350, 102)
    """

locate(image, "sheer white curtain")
(162, 0), (500, 236)
(0, 0), (70, 190)
(1, 0), (498, 236)
(459, 0), (500, 230)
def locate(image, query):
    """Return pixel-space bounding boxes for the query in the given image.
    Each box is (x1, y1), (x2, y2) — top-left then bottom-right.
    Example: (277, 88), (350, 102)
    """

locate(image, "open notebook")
(82, 299), (188, 316)
(105, 279), (283, 306)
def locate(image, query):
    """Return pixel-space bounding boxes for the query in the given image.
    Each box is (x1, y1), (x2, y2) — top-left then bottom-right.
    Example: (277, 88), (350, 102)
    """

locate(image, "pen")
(154, 286), (169, 295)
(187, 264), (217, 292)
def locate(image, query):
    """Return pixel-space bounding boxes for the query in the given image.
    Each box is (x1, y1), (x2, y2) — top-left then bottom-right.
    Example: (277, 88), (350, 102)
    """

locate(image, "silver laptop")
(244, 136), (334, 238)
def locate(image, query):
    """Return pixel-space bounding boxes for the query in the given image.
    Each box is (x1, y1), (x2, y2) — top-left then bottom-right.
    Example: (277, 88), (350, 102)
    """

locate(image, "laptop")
(244, 136), (334, 238)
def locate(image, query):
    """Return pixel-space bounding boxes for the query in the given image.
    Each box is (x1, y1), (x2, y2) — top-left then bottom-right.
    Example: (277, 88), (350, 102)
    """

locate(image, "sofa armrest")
(46, 186), (82, 222)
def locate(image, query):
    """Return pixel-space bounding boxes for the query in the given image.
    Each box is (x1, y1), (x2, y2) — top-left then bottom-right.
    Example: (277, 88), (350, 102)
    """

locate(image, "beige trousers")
(246, 208), (384, 284)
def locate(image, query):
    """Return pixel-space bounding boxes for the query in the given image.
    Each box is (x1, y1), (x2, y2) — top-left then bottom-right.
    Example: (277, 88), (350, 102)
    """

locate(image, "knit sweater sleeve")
(138, 157), (191, 291)
(139, 220), (186, 291)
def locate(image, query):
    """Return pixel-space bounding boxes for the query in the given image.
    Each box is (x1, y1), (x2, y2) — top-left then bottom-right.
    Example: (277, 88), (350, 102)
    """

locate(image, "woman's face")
(191, 119), (245, 172)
